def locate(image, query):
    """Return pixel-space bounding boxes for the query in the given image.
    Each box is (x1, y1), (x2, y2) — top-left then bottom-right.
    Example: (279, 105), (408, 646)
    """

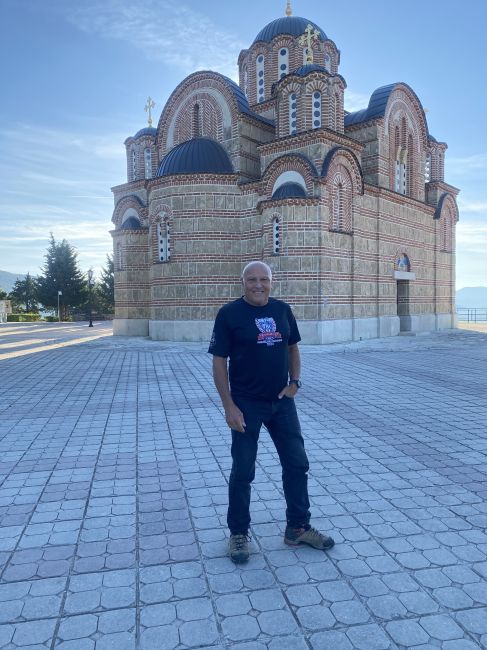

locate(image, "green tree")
(96, 254), (114, 313)
(36, 234), (87, 319)
(9, 273), (39, 312)
(0, 288), (7, 300)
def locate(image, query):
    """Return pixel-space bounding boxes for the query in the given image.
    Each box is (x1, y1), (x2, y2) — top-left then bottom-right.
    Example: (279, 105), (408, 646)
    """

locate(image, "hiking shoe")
(284, 525), (335, 550)
(229, 534), (250, 564)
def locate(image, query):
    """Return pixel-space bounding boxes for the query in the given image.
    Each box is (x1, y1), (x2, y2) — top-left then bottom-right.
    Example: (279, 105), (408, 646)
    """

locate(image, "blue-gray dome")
(133, 127), (157, 139)
(120, 216), (141, 230)
(292, 64), (328, 77)
(157, 138), (234, 177)
(253, 16), (327, 43)
(272, 182), (306, 200)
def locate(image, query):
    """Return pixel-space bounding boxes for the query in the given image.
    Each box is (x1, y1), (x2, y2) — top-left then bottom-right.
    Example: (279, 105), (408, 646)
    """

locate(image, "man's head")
(241, 261), (272, 307)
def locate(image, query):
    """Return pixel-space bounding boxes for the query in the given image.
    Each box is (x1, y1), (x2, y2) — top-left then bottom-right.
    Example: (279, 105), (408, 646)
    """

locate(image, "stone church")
(110, 3), (459, 343)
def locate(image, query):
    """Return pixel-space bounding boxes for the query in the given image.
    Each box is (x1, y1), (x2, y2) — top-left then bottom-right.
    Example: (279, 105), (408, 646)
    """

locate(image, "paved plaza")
(1, 322), (487, 649)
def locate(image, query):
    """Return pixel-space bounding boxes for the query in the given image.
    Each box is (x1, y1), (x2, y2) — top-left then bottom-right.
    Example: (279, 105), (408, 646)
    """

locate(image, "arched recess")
(384, 84), (428, 199)
(277, 81), (301, 137)
(112, 196), (147, 228)
(322, 147), (363, 233)
(435, 193), (459, 253)
(263, 154), (318, 198)
(157, 72), (242, 155)
(150, 205), (173, 263)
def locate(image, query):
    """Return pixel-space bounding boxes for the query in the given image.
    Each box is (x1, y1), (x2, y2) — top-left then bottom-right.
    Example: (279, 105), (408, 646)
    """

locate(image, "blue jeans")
(227, 395), (311, 535)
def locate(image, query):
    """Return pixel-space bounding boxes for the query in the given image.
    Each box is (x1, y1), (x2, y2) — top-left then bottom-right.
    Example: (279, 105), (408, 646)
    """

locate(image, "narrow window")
(302, 47), (309, 64)
(157, 221), (170, 262)
(425, 153), (431, 182)
(243, 67), (249, 98)
(193, 104), (202, 137)
(312, 91), (321, 128)
(117, 243), (122, 270)
(289, 93), (297, 135)
(256, 55), (265, 103)
(144, 148), (152, 179)
(278, 48), (288, 79)
(132, 150), (137, 181)
(324, 52), (331, 72)
(272, 217), (281, 254)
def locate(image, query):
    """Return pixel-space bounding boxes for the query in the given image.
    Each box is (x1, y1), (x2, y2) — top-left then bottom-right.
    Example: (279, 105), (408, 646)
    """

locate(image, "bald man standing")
(209, 261), (335, 563)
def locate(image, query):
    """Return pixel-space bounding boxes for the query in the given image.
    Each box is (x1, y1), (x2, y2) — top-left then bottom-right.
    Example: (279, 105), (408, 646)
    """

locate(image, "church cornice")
(256, 196), (320, 213)
(258, 127), (363, 156)
(426, 180), (460, 197)
(366, 184), (436, 214)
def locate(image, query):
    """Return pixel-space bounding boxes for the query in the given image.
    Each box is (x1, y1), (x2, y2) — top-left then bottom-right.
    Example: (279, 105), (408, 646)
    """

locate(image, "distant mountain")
(0, 270), (25, 293)
(456, 286), (487, 307)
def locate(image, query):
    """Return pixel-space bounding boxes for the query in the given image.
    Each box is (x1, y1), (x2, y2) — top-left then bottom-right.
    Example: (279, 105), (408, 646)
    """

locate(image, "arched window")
(289, 93), (297, 135)
(324, 52), (331, 72)
(132, 150), (137, 181)
(272, 217), (281, 254)
(425, 153), (431, 182)
(312, 91), (322, 128)
(243, 66), (249, 98)
(256, 55), (265, 103)
(278, 48), (289, 79)
(193, 104), (202, 137)
(334, 93), (340, 129)
(144, 148), (152, 179)
(407, 134), (414, 196)
(157, 220), (170, 262)
(331, 170), (352, 232)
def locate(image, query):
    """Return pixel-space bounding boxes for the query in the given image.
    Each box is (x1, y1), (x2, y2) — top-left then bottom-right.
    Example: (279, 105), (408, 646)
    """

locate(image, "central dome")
(157, 138), (234, 177)
(253, 16), (327, 44)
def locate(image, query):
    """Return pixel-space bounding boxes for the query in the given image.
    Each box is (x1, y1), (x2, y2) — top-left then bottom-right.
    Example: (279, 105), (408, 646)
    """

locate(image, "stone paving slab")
(0, 324), (487, 648)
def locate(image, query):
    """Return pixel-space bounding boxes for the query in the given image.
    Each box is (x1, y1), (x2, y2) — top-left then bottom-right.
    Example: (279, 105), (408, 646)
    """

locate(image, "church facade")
(110, 7), (459, 344)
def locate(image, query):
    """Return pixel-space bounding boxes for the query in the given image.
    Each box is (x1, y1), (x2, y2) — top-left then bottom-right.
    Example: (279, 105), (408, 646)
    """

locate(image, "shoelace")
(232, 534), (251, 549)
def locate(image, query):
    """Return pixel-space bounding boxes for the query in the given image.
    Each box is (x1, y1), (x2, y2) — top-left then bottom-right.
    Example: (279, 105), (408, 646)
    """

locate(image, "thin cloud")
(56, 0), (244, 80)
(344, 90), (370, 113)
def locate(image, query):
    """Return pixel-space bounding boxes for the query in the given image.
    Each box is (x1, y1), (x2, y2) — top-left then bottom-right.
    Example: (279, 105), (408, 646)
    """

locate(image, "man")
(208, 261), (335, 563)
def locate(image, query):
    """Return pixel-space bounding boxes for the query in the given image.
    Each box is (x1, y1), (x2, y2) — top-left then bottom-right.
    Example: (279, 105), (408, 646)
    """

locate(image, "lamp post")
(87, 269), (94, 327)
(57, 290), (62, 322)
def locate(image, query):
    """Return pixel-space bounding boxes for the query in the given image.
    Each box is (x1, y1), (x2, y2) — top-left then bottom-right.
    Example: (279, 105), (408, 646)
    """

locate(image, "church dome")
(292, 64), (328, 77)
(157, 137), (234, 177)
(272, 182), (306, 200)
(253, 16), (327, 44)
(133, 127), (157, 139)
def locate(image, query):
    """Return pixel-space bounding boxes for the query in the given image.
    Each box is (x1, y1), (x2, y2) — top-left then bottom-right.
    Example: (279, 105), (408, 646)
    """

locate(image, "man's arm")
(212, 356), (246, 432)
(278, 343), (301, 399)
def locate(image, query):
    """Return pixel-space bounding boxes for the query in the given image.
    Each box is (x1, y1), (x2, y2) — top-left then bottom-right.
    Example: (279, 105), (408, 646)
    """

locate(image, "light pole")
(87, 269), (94, 327)
(57, 290), (62, 322)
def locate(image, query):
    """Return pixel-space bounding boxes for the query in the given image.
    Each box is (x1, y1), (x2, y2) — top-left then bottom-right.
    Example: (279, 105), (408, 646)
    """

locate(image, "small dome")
(272, 182), (306, 200)
(292, 64), (328, 77)
(120, 216), (142, 230)
(133, 127), (157, 139)
(253, 16), (327, 44)
(157, 138), (234, 177)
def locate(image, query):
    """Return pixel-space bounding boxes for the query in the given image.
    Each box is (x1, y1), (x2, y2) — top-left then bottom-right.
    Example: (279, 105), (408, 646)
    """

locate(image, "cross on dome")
(285, 0), (292, 16)
(298, 24), (321, 63)
(144, 96), (155, 127)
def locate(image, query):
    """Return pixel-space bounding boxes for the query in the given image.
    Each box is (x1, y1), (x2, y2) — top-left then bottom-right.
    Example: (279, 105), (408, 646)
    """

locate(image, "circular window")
(259, 79), (264, 86)
(257, 55), (264, 63)
(314, 110), (320, 117)
(314, 92), (320, 99)
(314, 101), (320, 108)
(314, 120), (320, 127)
(280, 64), (287, 70)
(280, 49), (287, 56)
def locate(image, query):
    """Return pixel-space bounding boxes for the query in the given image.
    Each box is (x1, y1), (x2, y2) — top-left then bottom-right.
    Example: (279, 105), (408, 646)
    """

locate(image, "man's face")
(242, 264), (272, 306)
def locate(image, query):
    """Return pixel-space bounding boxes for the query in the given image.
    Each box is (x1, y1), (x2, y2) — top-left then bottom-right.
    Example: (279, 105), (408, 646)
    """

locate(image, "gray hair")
(241, 261), (272, 280)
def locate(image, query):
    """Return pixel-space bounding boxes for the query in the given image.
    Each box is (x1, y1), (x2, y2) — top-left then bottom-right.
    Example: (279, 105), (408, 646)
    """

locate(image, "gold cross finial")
(144, 96), (156, 127)
(298, 24), (321, 63)
(285, 0), (292, 16)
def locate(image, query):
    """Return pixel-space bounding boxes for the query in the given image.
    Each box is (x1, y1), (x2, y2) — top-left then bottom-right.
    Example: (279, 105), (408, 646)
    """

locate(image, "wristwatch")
(289, 379), (302, 389)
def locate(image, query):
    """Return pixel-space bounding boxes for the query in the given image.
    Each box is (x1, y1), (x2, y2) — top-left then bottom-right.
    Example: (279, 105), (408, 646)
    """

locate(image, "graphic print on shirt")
(255, 317), (283, 346)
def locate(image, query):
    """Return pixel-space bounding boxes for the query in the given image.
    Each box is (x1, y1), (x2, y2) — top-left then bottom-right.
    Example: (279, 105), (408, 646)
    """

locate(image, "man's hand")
(224, 403), (246, 432)
(278, 383), (299, 399)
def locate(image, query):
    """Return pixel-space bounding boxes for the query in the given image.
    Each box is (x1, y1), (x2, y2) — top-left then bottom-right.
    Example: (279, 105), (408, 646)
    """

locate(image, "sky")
(0, 0), (486, 288)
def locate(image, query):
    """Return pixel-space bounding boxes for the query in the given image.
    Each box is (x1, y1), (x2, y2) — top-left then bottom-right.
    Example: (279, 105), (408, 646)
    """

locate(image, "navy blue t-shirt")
(208, 297), (301, 401)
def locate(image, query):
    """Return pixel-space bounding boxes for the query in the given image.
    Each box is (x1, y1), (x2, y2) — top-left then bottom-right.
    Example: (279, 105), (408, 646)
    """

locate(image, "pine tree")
(9, 273), (39, 312)
(96, 254), (115, 314)
(36, 234), (87, 319)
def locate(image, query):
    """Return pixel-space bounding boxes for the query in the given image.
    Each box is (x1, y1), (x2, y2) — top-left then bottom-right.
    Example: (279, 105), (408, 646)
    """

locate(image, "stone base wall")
(113, 318), (149, 337)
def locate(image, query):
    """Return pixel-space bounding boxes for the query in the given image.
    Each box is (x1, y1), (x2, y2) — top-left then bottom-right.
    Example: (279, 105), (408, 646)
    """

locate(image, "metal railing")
(457, 308), (487, 322)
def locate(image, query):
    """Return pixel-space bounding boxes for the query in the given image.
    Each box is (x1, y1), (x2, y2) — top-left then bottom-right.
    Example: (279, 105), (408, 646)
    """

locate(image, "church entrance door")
(397, 280), (411, 332)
